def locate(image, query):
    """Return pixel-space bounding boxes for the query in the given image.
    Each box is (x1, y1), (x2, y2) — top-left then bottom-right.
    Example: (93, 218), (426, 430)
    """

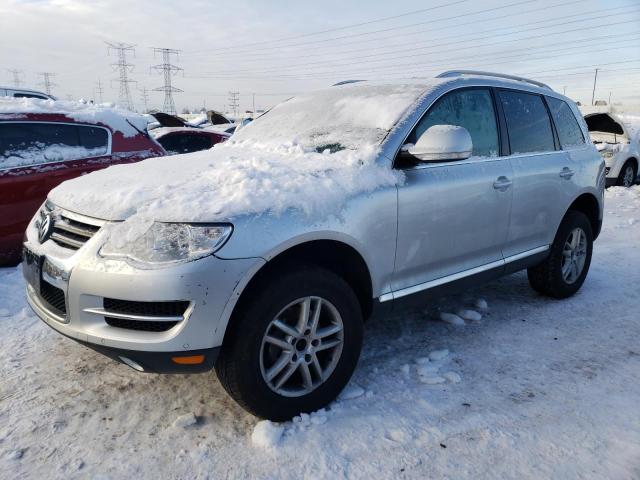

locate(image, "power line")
(189, 0), (579, 61)
(7, 69), (24, 88)
(38, 72), (56, 95)
(203, 10), (640, 78)
(151, 47), (182, 114)
(106, 41), (136, 111)
(186, 0), (472, 55)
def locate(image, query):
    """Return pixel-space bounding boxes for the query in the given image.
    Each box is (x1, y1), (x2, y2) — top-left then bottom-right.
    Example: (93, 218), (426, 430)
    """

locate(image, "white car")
(0, 86), (56, 100)
(585, 113), (639, 187)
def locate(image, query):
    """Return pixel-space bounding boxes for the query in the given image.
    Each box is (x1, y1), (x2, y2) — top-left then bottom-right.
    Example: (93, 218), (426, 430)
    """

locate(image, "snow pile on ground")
(0, 97), (148, 137)
(251, 421), (284, 449)
(49, 140), (403, 228)
(1, 187), (640, 478)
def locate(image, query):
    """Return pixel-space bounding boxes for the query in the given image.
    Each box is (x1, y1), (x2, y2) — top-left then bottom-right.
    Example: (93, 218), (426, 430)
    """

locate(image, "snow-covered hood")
(48, 140), (402, 225)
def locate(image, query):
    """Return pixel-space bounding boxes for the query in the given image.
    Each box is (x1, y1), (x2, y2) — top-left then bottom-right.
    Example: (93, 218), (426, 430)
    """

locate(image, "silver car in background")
(23, 71), (605, 420)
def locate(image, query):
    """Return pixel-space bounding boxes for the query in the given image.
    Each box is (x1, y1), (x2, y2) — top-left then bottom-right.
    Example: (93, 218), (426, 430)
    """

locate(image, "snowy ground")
(1, 187), (639, 479)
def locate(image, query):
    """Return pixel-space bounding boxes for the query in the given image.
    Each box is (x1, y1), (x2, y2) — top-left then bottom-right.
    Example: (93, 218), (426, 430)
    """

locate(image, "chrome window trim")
(380, 245), (549, 302)
(0, 120), (112, 172)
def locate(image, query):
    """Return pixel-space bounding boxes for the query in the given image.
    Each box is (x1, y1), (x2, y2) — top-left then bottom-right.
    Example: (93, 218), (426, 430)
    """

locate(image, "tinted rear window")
(499, 91), (555, 154)
(157, 133), (213, 154)
(0, 122), (108, 169)
(546, 97), (584, 148)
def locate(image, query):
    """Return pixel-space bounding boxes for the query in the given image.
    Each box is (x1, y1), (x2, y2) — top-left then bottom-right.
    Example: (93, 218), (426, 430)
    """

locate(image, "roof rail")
(332, 79), (366, 86)
(437, 70), (552, 90)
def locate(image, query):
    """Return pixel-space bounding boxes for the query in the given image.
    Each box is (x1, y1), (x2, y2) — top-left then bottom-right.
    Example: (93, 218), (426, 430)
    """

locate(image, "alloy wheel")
(259, 296), (344, 397)
(561, 227), (587, 284)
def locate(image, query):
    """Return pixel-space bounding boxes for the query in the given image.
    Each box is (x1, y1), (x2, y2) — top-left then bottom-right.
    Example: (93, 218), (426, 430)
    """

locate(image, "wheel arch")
(566, 193), (602, 239)
(216, 239), (375, 348)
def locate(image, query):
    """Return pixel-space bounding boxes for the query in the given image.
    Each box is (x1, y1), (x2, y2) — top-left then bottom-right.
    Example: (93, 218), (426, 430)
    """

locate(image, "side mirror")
(407, 125), (473, 162)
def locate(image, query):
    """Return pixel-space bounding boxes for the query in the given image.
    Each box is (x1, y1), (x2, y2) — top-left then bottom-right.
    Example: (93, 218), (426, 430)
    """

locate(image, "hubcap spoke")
(273, 319), (300, 338)
(296, 297), (311, 333)
(310, 354), (323, 379)
(309, 298), (322, 334)
(274, 361), (299, 390)
(316, 324), (342, 339)
(266, 352), (292, 381)
(298, 362), (313, 389)
(316, 338), (342, 352)
(264, 335), (293, 352)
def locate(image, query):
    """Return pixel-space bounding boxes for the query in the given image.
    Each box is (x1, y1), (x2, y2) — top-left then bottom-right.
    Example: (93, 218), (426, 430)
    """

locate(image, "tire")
(617, 160), (637, 188)
(215, 265), (363, 421)
(527, 210), (593, 299)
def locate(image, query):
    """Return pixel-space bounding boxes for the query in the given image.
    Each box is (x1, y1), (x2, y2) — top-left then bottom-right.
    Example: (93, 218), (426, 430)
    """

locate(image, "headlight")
(100, 222), (232, 267)
(600, 150), (615, 160)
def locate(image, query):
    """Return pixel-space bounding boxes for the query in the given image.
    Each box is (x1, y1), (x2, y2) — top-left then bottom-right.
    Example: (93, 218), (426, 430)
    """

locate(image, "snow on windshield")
(0, 98), (148, 137)
(233, 83), (431, 150)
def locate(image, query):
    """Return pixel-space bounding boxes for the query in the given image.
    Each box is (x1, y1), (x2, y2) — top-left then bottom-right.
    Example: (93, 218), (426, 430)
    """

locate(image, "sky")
(1, 0), (639, 113)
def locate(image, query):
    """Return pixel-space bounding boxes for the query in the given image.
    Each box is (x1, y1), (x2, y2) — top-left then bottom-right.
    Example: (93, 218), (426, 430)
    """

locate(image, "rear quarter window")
(546, 97), (585, 148)
(498, 90), (556, 154)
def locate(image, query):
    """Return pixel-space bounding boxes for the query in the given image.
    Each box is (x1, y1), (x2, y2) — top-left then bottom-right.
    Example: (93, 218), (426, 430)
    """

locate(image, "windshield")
(232, 83), (430, 151)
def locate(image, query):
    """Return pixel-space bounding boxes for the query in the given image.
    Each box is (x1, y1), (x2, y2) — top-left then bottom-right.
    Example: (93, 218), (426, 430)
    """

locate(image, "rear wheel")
(527, 210), (593, 299)
(215, 265), (363, 420)
(617, 160), (637, 187)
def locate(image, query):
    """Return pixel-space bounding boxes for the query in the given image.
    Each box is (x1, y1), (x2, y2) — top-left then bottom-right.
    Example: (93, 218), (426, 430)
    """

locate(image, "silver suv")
(23, 71), (605, 420)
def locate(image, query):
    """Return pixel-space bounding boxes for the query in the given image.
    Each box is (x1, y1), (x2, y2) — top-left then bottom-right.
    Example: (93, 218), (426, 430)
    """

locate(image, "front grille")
(38, 206), (101, 250)
(104, 317), (179, 332)
(40, 281), (66, 316)
(102, 298), (189, 332)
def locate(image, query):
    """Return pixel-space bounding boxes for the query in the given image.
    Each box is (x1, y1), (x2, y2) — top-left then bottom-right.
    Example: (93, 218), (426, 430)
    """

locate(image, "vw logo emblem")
(38, 213), (54, 243)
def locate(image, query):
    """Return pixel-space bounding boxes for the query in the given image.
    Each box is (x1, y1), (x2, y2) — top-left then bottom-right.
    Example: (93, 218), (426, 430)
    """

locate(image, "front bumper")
(23, 206), (265, 372)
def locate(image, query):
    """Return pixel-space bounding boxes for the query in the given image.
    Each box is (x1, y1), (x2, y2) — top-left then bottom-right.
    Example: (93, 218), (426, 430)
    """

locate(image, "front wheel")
(527, 210), (593, 299)
(215, 265), (363, 421)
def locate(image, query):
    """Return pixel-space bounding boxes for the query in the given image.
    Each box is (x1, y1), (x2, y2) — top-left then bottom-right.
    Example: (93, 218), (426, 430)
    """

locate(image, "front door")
(393, 87), (513, 295)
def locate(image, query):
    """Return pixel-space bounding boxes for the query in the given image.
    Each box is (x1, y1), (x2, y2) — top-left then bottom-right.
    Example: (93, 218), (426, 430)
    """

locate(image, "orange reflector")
(171, 354), (205, 365)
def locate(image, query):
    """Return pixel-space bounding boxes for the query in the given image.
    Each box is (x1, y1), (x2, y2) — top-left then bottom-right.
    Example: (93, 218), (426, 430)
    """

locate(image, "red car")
(0, 102), (166, 266)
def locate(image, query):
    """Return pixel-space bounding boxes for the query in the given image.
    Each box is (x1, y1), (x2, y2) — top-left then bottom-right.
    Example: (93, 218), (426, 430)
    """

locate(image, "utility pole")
(7, 69), (24, 88)
(38, 72), (56, 95)
(608, 91), (612, 106)
(94, 79), (104, 103)
(562, 86), (566, 96)
(151, 47), (182, 115)
(139, 86), (150, 113)
(252, 93), (256, 117)
(228, 91), (240, 119)
(591, 68), (599, 106)
(106, 42), (136, 111)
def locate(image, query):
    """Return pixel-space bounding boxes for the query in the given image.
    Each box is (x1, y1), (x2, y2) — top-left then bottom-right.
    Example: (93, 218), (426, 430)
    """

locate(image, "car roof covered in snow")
(0, 97), (149, 138)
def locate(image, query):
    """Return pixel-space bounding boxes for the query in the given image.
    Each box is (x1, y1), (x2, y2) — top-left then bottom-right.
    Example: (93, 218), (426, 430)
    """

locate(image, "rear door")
(497, 90), (579, 258)
(392, 87), (513, 294)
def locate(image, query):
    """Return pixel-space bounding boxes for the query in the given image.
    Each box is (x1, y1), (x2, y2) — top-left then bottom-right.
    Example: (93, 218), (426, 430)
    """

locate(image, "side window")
(546, 97), (585, 148)
(0, 122), (82, 169)
(13, 93), (49, 99)
(78, 125), (109, 155)
(407, 88), (500, 158)
(157, 133), (212, 154)
(498, 91), (555, 154)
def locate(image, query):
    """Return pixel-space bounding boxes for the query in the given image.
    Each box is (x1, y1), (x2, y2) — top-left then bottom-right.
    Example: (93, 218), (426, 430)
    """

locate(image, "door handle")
(493, 176), (512, 191)
(559, 167), (575, 179)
